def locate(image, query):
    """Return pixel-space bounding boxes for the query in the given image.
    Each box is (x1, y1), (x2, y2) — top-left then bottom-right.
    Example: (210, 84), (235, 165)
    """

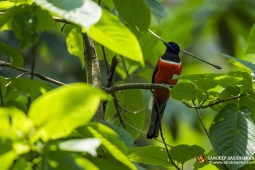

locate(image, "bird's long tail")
(147, 101), (166, 139)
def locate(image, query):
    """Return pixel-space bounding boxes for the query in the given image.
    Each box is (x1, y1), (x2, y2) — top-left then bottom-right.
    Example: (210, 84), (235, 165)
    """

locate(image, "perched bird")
(147, 42), (182, 139)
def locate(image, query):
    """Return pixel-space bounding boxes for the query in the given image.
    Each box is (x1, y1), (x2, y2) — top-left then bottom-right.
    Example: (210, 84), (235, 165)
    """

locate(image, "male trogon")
(147, 42), (182, 139)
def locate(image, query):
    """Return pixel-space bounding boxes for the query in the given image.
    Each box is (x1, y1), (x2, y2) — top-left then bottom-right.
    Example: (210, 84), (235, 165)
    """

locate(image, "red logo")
(196, 154), (206, 164)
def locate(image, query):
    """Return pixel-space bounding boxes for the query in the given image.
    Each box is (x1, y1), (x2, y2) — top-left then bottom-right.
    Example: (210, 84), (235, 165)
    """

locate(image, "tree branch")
(183, 89), (254, 109)
(104, 83), (173, 94)
(82, 33), (104, 119)
(0, 60), (66, 86)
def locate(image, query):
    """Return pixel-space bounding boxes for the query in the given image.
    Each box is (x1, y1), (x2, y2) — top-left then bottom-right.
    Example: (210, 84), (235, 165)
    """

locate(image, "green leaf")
(34, 0), (102, 30)
(127, 146), (171, 166)
(66, 27), (85, 67)
(59, 138), (101, 156)
(9, 77), (52, 98)
(209, 104), (255, 170)
(247, 24), (255, 55)
(11, 5), (38, 48)
(88, 9), (144, 66)
(36, 6), (55, 31)
(145, 0), (165, 21)
(0, 1), (15, 11)
(95, 119), (134, 147)
(171, 82), (198, 101)
(222, 54), (254, 74)
(0, 42), (23, 67)
(112, 0), (151, 33)
(78, 124), (136, 170)
(170, 144), (204, 164)
(3, 89), (21, 103)
(78, 122), (127, 154)
(28, 83), (108, 142)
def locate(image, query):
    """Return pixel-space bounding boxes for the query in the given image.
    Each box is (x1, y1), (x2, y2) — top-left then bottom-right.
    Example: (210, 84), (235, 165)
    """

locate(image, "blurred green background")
(1, 0), (255, 169)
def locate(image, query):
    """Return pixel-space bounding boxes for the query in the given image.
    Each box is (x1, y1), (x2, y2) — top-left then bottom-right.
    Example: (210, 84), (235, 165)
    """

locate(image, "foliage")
(1, 0), (255, 170)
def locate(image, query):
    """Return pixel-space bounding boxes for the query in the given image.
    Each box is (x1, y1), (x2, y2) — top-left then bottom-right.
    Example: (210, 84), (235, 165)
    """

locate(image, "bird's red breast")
(153, 58), (182, 104)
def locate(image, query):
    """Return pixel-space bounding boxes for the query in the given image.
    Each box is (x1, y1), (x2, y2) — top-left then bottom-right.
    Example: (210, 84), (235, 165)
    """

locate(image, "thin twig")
(101, 45), (109, 75)
(150, 89), (180, 170)
(112, 93), (127, 130)
(27, 44), (37, 112)
(123, 121), (173, 147)
(0, 60), (66, 86)
(104, 83), (173, 94)
(118, 105), (145, 114)
(147, 29), (222, 69)
(120, 55), (129, 77)
(183, 89), (254, 109)
(192, 100), (210, 139)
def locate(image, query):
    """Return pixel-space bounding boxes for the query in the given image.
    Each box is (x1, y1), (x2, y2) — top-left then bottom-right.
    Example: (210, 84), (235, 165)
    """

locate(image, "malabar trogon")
(147, 42), (182, 139)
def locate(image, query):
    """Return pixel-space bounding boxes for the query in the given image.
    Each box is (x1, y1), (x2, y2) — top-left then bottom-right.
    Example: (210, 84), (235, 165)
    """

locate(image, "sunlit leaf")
(246, 24), (255, 55)
(0, 1), (15, 11)
(0, 42), (23, 67)
(0, 6), (20, 29)
(88, 10), (144, 66)
(66, 27), (84, 67)
(127, 146), (171, 166)
(59, 138), (101, 156)
(9, 77), (52, 98)
(34, 0), (102, 30)
(112, 0), (150, 33)
(145, 0), (165, 21)
(209, 104), (255, 170)
(28, 83), (108, 142)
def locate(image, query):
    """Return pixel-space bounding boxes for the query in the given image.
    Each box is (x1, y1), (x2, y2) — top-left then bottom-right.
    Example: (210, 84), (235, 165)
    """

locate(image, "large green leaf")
(34, 0), (102, 30)
(66, 26), (84, 67)
(8, 77), (52, 98)
(0, 6), (20, 29)
(209, 104), (255, 170)
(171, 82), (198, 101)
(28, 83), (108, 142)
(145, 0), (165, 22)
(127, 146), (172, 166)
(0, 76), (7, 98)
(78, 124), (136, 170)
(246, 23), (255, 55)
(88, 10), (144, 66)
(112, 0), (151, 32)
(169, 144), (204, 165)
(0, 42), (23, 67)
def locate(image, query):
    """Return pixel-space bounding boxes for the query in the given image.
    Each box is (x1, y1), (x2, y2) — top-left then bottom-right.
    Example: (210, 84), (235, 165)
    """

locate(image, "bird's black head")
(164, 42), (180, 54)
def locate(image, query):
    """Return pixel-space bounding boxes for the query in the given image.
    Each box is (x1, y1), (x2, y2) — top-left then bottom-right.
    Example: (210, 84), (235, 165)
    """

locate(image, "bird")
(147, 42), (182, 139)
